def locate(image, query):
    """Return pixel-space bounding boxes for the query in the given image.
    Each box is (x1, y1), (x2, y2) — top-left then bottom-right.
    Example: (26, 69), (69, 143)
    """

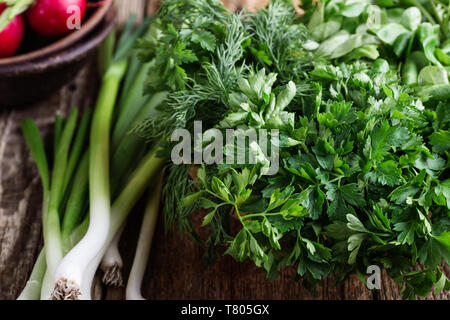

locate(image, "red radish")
(26, 0), (87, 38)
(0, 4), (25, 58)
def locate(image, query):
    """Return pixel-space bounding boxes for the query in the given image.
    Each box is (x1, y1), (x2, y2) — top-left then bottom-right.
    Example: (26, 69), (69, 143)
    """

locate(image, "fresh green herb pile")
(305, 0), (450, 98)
(17, 0), (449, 301)
(136, 0), (450, 299)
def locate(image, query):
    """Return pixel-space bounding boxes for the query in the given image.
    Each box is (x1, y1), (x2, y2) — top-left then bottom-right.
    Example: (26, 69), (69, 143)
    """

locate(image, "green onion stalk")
(18, 18), (165, 300)
(98, 18), (157, 289)
(23, 108), (82, 299)
(17, 250), (46, 300)
(99, 91), (168, 286)
(68, 148), (166, 300)
(97, 55), (160, 287)
(126, 174), (163, 300)
(19, 108), (92, 300)
(60, 153), (89, 254)
(19, 119), (51, 299)
(51, 58), (129, 300)
(100, 225), (125, 287)
(99, 22), (167, 286)
(17, 215), (90, 300)
(51, 19), (165, 299)
(21, 79), (160, 299)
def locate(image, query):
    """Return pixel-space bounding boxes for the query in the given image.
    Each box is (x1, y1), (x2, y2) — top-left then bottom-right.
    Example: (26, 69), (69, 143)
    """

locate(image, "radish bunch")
(0, 0), (87, 58)
(0, 4), (25, 58)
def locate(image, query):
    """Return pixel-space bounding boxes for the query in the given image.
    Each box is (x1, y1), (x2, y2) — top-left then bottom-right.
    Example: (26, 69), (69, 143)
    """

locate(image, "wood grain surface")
(0, 0), (447, 300)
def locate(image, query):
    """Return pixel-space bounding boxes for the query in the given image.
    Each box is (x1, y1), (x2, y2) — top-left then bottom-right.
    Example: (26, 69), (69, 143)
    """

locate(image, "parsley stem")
(328, 177), (342, 184)
(241, 212), (284, 220)
(234, 205), (249, 232)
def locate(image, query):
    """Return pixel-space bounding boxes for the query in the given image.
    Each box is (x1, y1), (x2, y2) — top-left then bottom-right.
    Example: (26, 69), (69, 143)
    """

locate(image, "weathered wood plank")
(116, 0), (147, 27)
(378, 264), (450, 300)
(146, 0), (160, 15)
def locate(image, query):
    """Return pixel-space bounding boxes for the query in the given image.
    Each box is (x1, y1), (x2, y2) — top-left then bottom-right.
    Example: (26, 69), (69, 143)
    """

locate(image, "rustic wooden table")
(0, 0), (448, 300)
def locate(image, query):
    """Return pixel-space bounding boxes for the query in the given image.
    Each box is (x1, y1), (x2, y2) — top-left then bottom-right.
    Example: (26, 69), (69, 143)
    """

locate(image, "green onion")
(52, 59), (129, 299)
(62, 108), (92, 193)
(53, 115), (63, 157)
(61, 151), (89, 255)
(17, 250), (47, 300)
(41, 108), (79, 298)
(100, 225), (125, 287)
(63, 148), (165, 300)
(126, 175), (163, 300)
(17, 212), (91, 300)
(111, 63), (152, 150)
(21, 119), (50, 195)
(97, 31), (116, 76)
(110, 91), (168, 195)
(22, 108), (79, 299)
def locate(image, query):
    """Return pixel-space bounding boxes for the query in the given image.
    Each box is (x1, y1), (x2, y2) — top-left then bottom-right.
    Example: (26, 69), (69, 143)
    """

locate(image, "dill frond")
(162, 164), (197, 235)
(247, 1), (312, 82)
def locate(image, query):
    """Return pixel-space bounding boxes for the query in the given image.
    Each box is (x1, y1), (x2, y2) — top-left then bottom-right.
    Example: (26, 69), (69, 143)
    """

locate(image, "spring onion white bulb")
(52, 148), (165, 299)
(100, 225), (125, 287)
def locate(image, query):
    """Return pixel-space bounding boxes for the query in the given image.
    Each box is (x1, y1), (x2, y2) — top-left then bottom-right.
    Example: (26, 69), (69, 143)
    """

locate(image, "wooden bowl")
(0, 0), (113, 66)
(0, 1), (115, 108)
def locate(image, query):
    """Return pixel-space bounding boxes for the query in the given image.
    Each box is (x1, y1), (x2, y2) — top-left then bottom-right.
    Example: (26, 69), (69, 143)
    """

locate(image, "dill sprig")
(247, 1), (312, 82)
(162, 164), (198, 235)
(157, 0), (229, 27)
(134, 4), (250, 143)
